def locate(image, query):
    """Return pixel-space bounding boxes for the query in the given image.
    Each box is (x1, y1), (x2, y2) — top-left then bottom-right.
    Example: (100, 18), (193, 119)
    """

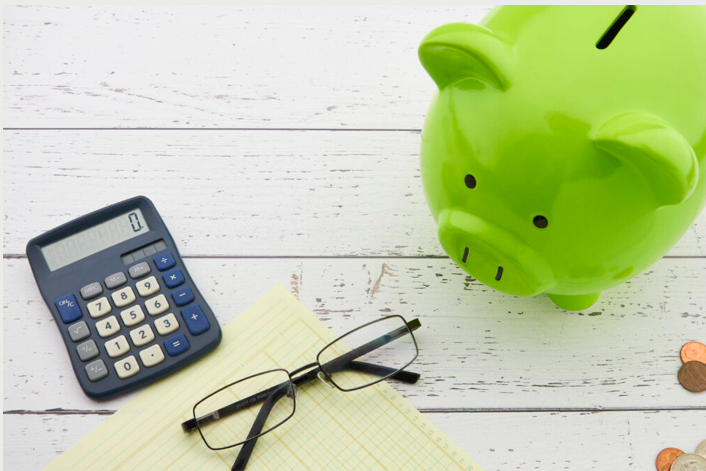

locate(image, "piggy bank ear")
(418, 23), (512, 90)
(594, 113), (699, 206)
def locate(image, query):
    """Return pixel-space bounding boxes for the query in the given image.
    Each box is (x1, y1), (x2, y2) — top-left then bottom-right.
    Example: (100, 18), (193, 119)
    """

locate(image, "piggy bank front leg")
(547, 292), (601, 311)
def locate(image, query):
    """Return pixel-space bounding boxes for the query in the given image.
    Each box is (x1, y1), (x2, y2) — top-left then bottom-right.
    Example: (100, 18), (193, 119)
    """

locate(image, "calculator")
(26, 196), (222, 399)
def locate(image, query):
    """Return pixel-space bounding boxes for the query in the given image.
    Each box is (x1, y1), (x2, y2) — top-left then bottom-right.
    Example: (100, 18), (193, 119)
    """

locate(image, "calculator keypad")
(145, 294), (169, 316)
(136, 276), (160, 297)
(120, 305), (145, 327)
(105, 335), (130, 358)
(60, 246), (213, 388)
(130, 324), (155, 347)
(87, 297), (112, 318)
(115, 356), (140, 379)
(112, 286), (136, 308)
(96, 315), (121, 338)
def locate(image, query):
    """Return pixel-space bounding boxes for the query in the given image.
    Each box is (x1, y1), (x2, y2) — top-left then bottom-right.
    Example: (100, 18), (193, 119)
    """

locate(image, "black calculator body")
(26, 196), (222, 399)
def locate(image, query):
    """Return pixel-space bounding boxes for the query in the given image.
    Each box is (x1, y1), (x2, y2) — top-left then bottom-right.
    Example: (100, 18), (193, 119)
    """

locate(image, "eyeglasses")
(181, 315), (421, 471)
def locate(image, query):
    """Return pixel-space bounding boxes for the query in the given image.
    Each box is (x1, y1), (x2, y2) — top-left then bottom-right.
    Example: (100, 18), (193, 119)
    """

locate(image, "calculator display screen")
(41, 209), (150, 271)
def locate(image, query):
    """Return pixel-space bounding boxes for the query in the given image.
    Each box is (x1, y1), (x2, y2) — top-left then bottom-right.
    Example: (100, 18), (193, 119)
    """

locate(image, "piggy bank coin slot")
(596, 5), (636, 50)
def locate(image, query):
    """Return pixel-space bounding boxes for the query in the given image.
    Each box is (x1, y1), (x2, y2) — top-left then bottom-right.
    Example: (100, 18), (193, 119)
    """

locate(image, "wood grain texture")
(5, 410), (705, 471)
(4, 130), (706, 257)
(4, 5), (493, 129)
(5, 257), (704, 413)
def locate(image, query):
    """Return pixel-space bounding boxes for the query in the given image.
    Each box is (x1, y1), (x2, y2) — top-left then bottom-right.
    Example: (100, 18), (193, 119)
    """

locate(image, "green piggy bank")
(418, 6), (706, 311)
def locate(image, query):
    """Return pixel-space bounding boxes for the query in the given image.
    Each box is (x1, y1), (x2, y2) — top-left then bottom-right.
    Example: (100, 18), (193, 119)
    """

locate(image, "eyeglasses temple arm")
(344, 361), (420, 384)
(231, 386), (288, 471)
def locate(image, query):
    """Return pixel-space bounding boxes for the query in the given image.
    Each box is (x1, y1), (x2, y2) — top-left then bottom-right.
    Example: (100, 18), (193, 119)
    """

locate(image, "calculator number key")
(85, 359), (108, 382)
(55, 294), (82, 324)
(145, 294), (169, 316)
(96, 315), (121, 338)
(77, 339), (99, 361)
(130, 324), (155, 347)
(112, 287), (136, 308)
(87, 296), (112, 319)
(120, 305), (145, 327)
(68, 321), (90, 342)
(114, 355), (140, 379)
(139, 344), (165, 368)
(105, 335), (130, 358)
(154, 313), (179, 336)
(136, 276), (160, 297)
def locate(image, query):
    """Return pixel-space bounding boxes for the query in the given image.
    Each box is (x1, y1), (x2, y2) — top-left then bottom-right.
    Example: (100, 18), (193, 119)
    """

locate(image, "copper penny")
(681, 341), (706, 364)
(656, 447), (684, 471)
(678, 361), (706, 393)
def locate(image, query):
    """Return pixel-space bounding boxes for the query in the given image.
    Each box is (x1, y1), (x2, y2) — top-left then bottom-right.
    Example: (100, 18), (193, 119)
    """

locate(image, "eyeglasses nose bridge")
(316, 371), (335, 389)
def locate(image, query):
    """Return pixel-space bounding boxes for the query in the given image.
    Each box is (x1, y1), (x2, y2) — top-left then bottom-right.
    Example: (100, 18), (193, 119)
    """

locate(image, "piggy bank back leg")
(547, 293), (601, 311)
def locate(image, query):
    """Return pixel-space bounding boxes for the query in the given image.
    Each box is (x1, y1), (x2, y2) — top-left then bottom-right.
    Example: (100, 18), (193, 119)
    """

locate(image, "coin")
(670, 454), (706, 471)
(681, 341), (706, 364)
(657, 448), (684, 471)
(678, 361), (706, 393)
(697, 440), (706, 459)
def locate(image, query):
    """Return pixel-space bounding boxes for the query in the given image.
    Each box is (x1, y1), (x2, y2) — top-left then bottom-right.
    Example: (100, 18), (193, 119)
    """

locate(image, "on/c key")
(164, 333), (190, 356)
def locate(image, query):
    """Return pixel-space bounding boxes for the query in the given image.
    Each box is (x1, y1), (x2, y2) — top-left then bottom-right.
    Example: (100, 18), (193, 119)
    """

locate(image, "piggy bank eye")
(464, 174), (477, 189)
(533, 215), (549, 229)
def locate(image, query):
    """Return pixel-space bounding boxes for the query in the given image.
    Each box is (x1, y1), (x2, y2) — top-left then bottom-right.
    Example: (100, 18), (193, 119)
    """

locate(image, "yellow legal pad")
(46, 285), (481, 471)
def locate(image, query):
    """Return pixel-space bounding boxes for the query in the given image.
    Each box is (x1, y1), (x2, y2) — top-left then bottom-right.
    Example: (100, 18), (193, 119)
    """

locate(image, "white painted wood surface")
(4, 5), (705, 471)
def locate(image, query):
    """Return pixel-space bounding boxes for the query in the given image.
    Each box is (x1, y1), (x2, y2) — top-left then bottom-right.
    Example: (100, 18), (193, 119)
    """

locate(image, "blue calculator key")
(154, 252), (176, 271)
(164, 334), (189, 356)
(55, 294), (82, 324)
(172, 286), (194, 306)
(181, 304), (211, 335)
(163, 268), (185, 288)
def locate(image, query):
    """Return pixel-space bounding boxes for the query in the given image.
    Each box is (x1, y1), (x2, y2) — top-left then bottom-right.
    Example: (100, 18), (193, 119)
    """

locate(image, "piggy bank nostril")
(495, 266), (504, 281)
(462, 247), (469, 263)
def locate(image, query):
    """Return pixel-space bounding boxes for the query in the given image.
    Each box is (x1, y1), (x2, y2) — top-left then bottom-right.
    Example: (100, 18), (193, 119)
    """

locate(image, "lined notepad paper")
(46, 285), (481, 471)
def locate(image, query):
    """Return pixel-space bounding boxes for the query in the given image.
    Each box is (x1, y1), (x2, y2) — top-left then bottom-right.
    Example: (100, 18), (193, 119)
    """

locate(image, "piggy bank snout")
(438, 209), (555, 297)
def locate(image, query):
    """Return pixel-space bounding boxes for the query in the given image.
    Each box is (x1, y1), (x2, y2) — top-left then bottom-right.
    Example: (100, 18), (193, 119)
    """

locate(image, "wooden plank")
(5, 410), (705, 471)
(4, 257), (704, 412)
(3, 5), (493, 129)
(4, 130), (705, 257)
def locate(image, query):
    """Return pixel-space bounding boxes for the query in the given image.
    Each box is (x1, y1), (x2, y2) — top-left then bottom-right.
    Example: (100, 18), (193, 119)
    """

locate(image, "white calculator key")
(114, 355), (140, 379)
(136, 276), (160, 297)
(105, 335), (130, 358)
(130, 324), (155, 347)
(87, 296), (111, 318)
(154, 313), (179, 336)
(145, 294), (169, 316)
(139, 344), (165, 368)
(112, 286), (136, 308)
(96, 315), (121, 338)
(120, 305), (145, 327)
